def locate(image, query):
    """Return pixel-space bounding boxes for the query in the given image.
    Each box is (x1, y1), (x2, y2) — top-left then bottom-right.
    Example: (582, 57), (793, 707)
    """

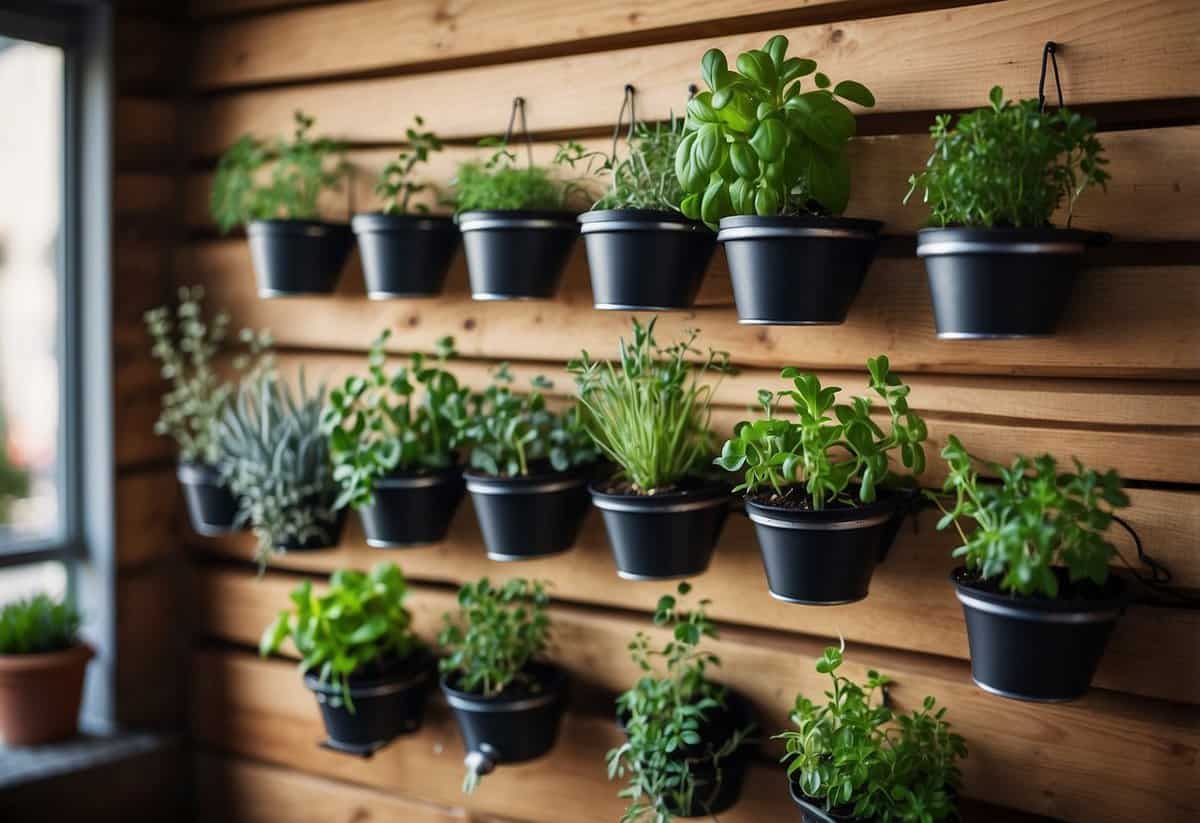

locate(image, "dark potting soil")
(953, 566), (1126, 605)
(443, 663), (556, 701)
(594, 475), (714, 497)
(746, 486), (865, 512)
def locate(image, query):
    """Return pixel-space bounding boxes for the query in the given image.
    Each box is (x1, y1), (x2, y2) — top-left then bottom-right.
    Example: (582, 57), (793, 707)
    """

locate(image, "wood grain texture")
(116, 467), (179, 568)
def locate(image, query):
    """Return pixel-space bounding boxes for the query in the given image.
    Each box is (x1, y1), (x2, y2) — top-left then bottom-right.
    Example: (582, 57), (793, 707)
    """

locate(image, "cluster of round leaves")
(0, 594), (81, 655)
(934, 435), (1129, 598)
(322, 331), (465, 510)
(607, 583), (752, 823)
(569, 317), (730, 493)
(778, 646), (966, 822)
(906, 86), (1109, 228)
(260, 563), (418, 712)
(375, 114), (445, 215)
(676, 34), (875, 228)
(594, 117), (689, 212)
(715, 356), (927, 510)
(453, 140), (601, 213)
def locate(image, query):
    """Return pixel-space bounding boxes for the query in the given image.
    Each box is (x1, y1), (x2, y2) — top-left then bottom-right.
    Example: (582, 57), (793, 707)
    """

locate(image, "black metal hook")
(1037, 41), (1064, 111)
(610, 84), (637, 162)
(687, 83), (699, 100)
(503, 96), (534, 167)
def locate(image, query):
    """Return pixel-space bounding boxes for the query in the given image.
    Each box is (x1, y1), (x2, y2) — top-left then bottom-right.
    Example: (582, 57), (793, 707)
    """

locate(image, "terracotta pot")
(0, 643), (93, 745)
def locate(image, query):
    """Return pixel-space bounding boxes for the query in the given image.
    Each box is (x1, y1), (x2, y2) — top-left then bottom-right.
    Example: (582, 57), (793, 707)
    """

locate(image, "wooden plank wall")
(119, 0), (1200, 820)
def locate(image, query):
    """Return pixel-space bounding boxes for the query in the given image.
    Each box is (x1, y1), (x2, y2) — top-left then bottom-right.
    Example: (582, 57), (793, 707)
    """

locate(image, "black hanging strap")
(1112, 514), (1200, 607)
(610, 84), (637, 163)
(503, 96), (534, 168)
(1038, 41), (1064, 111)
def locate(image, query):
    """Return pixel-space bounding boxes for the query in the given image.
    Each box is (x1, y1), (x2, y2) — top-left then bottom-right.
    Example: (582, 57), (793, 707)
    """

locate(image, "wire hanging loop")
(503, 96), (534, 168)
(609, 84), (637, 164)
(1038, 41), (1065, 112)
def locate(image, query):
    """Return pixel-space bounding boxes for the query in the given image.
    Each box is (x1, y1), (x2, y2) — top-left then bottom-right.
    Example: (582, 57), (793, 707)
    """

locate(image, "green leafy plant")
(211, 110), (348, 233)
(676, 34), (875, 228)
(447, 365), (598, 478)
(0, 594), (81, 655)
(569, 318), (730, 493)
(321, 331), (466, 510)
(375, 115), (445, 214)
(259, 562), (418, 711)
(452, 139), (601, 213)
(607, 583), (752, 823)
(715, 356), (927, 509)
(594, 117), (688, 212)
(905, 86), (1109, 228)
(0, 412), (30, 525)
(778, 645), (965, 822)
(144, 285), (274, 466)
(220, 374), (338, 567)
(934, 435), (1129, 598)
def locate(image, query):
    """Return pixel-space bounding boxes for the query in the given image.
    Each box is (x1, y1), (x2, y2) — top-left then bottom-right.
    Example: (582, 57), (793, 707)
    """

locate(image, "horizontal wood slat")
(116, 467), (179, 568)
(193, 488), (1200, 705)
(188, 0), (349, 19)
(191, 589), (1200, 822)
(189, 0), (1200, 155)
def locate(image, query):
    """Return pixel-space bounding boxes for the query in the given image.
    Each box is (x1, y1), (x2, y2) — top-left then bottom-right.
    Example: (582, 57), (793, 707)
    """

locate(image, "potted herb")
(260, 562), (435, 751)
(935, 436), (1130, 701)
(438, 578), (566, 792)
(676, 35), (881, 325)
(780, 645), (966, 822)
(352, 115), (460, 298)
(581, 116), (716, 310)
(905, 87), (1109, 338)
(144, 286), (273, 536)
(211, 110), (353, 296)
(715, 357), (926, 604)
(448, 365), (599, 560)
(454, 138), (598, 300)
(570, 318), (732, 580)
(0, 594), (91, 746)
(322, 330), (468, 547)
(608, 583), (754, 820)
(220, 374), (344, 567)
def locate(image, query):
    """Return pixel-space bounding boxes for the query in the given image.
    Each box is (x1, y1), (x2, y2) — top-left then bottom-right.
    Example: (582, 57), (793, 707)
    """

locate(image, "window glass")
(0, 560), (67, 604)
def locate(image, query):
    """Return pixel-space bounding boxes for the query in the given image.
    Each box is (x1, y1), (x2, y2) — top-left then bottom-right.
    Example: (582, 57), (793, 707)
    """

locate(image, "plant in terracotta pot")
(0, 594), (91, 746)
(905, 86), (1109, 338)
(453, 128), (599, 300)
(438, 577), (565, 792)
(935, 435), (1130, 701)
(447, 365), (599, 560)
(220, 373), (344, 568)
(211, 110), (353, 296)
(779, 645), (966, 822)
(676, 35), (880, 325)
(608, 583), (754, 820)
(715, 356), (926, 604)
(322, 330), (468, 547)
(570, 317), (733, 580)
(260, 562), (434, 752)
(582, 112), (716, 311)
(352, 115), (461, 298)
(145, 285), (274, 537)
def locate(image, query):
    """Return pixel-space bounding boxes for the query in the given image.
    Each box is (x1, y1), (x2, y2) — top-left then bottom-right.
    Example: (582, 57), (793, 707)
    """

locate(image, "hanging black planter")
(716, 215), (882, 325)
(247, 219), (354, 297)
(464, 464), (593, 560)
(457, 210), (578, 300)
(351, 213), (460, 299)
(442, 661), (567, 780)
(357, 464), (466, 548)
(579, 210), (716, 310)
(745, 488), (914, 605)
(918, 227), (1102, 339)
(177, 462), (240, 536)
(789, 781), (856, 822)
(952, 567), (1128, 702)
(304, 648), (437, 750)
(590, 479), (730, 580)
(275, 507), (348, 552)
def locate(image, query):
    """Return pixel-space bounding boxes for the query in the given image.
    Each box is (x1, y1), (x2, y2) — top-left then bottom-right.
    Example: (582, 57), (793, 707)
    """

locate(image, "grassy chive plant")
(0, 594), (81, 655)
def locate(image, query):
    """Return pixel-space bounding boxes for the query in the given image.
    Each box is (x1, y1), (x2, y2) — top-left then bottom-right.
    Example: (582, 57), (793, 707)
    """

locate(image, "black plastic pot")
(177, 462), (239, 536)
(357, 465), (466, 548)
(304, 648), (436, 749)
(441, 661), (566, 780)
(464, 464), (593, 560)
(247, 219), (355, 297)
(788, 781), (856, 822)
(953, 567), (1128, 702)
(275, 507), (348, 552)
(590, 479), (730, 580)
(579, 209), (717, 310)
(457, 210), (579, 300)
(917, 227), (1101, 339)
(745, 489), (915, 605)
(716, 215), (882, 325)
(351, 213), (460, 298)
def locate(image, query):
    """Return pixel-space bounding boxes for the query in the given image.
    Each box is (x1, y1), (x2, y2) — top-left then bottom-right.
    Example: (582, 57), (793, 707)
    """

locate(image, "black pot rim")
(456, 209), (580, 232)
(373, 462), (464, 490)
(916, 225), (1106, 257)
(177, 460), (222, 485)
(717, 214), (883, 243)
(589, 476), (730, 514)
(579, 208), (712, 234)
(351, 212), (457, 232)
(788, 781), (851, 822)
(745, 486), (910, 529)
(247, 218), (352, 236)
(464, 463), (594, 495)
(951, 566), (1129, 620)
(303, 647), (435, 697)
(439, 661), (565, 711)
